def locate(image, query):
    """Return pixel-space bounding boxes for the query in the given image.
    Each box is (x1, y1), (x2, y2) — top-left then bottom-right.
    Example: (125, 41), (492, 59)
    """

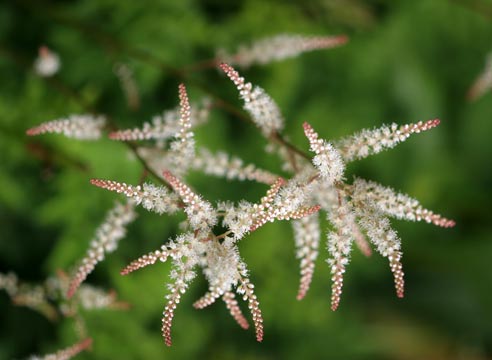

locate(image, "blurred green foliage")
(0, 0), (491, 359)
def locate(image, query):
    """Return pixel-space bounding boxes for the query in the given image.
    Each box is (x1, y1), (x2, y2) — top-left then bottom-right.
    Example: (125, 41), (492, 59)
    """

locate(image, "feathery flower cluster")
(218, 34), (348, 68)
(220, 63), (284, 136)
(26, 114), (106, 140)
(96, 123), (321, 345)
(116, 170), (276, 345)
(25, 33), (456, 350)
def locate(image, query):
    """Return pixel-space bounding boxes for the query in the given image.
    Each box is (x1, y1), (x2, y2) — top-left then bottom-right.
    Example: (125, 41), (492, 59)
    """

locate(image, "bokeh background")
(1, 0), (491, 359)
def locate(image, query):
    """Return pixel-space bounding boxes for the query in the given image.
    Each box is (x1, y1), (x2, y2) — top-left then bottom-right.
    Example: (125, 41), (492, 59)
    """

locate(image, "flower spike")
(27, 115), (106, 140)
(220, 63), (284, 136)
(336, 119), (441, 162)
(218, 34), (348, 68)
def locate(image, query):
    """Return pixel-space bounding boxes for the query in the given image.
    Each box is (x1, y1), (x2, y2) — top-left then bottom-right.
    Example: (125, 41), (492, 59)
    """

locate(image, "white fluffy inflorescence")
(115, 169), (324, 346)
(218, 34), (348, 68)
(27, 39), (457, 348)
(220, 63), (284, 136)
(26, 114), (106, 140)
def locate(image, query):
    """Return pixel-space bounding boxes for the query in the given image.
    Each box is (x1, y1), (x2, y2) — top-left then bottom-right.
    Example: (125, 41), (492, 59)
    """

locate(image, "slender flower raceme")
(218, 34), (348, 68)
(90, 179), (180, 215)
(108, 98), (210, 141)
(220, 63), (284, 136)
(356, 206), (405, 298)
(67, 201), (137, 298)
(168, 84), (195, 175)
(292, 215), (320, 300)
(335, 119), (441, 162)
(29, 338), (93, 360)
(222, 291), (249, 330)
(326, 194), (356, 310)
(27, 115), (106, 140)
(351, 178), (455, 228)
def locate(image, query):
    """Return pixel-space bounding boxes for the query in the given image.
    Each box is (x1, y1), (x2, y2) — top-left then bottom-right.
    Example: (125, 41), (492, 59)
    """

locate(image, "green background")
(0, 0), (491, 359)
